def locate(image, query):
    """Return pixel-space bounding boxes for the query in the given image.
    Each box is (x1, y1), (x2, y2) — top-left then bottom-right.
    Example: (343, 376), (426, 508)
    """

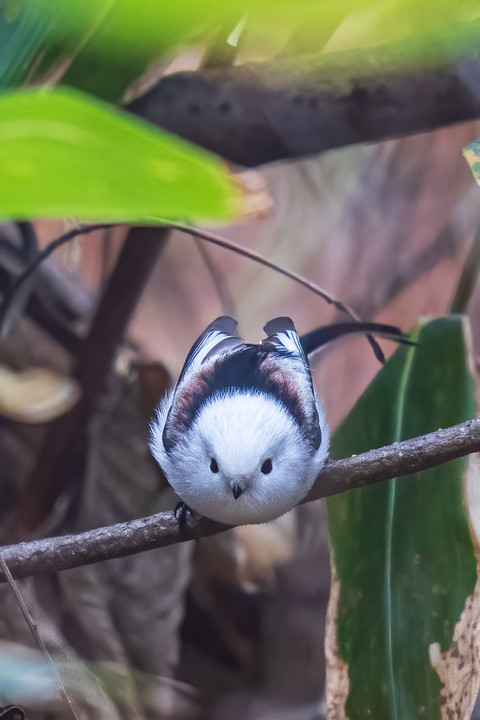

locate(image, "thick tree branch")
(129, 31), (480, 166)
(1, 417), (479, 582)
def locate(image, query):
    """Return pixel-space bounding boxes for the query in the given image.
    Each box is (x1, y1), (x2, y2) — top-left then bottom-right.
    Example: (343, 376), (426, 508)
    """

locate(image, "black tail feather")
(300, 322), (415, 359)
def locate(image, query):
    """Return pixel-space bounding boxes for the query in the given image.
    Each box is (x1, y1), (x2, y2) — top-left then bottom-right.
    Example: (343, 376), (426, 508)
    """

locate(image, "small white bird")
(150, 316), (408, 526)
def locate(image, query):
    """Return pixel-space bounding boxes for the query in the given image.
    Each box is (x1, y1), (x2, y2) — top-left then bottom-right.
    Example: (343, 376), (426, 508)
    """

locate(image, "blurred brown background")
(1, 114), (480, 718)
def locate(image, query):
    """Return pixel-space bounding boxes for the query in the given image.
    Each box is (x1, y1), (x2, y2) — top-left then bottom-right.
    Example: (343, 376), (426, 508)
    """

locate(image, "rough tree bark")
(129, 27), (480, 166)
(1, 416), (479, 582)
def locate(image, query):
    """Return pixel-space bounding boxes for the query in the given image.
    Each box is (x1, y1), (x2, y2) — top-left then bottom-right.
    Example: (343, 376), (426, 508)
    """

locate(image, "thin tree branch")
(0, 223), (112, 336)
(1, 417), (479, 582)
(3, 222), (366, 323)
(194, 237), (235, 316)
(0, 555), (80, 718)
(173, 225), (359, 316)
(3, 221), (386, 362)
(172, 224), (385, 361)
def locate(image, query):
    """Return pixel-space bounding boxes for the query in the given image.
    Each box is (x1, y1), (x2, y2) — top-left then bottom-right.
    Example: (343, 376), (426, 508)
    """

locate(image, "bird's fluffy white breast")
(150, 389), (329, 525)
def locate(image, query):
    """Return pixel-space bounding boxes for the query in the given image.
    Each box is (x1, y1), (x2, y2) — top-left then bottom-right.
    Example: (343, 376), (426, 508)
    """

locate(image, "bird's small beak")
(231, 481), (244, 499)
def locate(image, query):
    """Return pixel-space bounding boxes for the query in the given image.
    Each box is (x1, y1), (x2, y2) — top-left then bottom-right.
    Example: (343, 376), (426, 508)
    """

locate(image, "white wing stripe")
(185, 330), (227, 374)
(273, 329), (303, 356)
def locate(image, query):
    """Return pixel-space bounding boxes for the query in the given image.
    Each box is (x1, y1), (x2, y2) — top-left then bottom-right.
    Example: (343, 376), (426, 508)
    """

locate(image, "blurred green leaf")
(0, 87), (239, 223)
(0, 1), (55, 89)
(48, 1), (480, 52)
(30, 0), (479, 53)
(0, 0), (235, 99)
(27, 0), (235, 100)
(3, 0), (480, 100)
(0, 0), (480, 101)
(327, 316), (477, 719)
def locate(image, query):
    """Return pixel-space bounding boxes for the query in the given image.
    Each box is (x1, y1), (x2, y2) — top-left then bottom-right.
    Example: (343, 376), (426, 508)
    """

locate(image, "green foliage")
(327, 316), (477, 719)
(463, 138), (480, 188)
(0, 1), (54, 89)
(2, 0), (479, 100)
(10, 0), (236, 99)
(0, 88), (238, 223)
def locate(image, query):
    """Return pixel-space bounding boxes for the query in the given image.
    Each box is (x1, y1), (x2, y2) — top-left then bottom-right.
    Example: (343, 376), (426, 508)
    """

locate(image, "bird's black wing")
(163, 317), (244, 452)
(262, 317), (322, 450)
(177, 316), (243, 385)
(263, 316), (309, 362)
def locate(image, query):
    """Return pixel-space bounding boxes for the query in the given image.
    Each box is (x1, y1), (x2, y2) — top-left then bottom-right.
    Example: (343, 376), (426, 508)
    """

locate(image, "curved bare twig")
(1, 221), (385, 359)
(0, 223), (113, 336)
(0, 556), (80, 718)
(172, 224), (385, 361)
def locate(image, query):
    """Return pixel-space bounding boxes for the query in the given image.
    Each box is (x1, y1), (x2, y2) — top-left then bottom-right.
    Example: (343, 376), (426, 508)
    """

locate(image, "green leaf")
(5, 1), (480, 101)
(26, 0), (236, 100)
(326, 316), (477, 719)
(463, 138), (480, 187)
(0, 1), (56, 89)
(0, 87), (239, 223)
(30, 0), (480, 57)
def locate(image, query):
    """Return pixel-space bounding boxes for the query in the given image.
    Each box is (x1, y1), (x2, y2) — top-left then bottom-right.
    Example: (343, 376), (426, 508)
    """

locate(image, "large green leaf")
(0, 87), (239, 223)
(28, 0), (232, 101)
(18, 0), (237, 100)
(326, 316), (477, 718)
(29, 0), (479, 55)
(0, 1), (155, 99)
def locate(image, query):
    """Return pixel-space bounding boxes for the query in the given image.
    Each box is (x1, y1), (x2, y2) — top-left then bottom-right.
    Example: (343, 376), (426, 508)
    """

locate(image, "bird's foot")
(174, 501), (200, 532)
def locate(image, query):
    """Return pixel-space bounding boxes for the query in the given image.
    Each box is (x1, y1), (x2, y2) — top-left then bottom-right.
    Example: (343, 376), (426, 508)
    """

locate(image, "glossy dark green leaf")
(327, 316), (477, 719)
(0, 87), (239, 223)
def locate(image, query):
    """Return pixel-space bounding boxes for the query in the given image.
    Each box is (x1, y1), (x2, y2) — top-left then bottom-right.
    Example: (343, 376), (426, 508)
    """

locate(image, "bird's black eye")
(210, 458), (219, 473)
(261, 458), (273, 474)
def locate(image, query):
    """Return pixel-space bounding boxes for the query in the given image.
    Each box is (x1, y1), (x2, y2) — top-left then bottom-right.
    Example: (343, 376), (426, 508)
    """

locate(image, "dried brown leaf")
(232, 170), (272, 221)
(325, 570), (349, 720)
(429, 586), (480, 720)
(235, 515), (296, 590)
(0, 366), (80, 423)
(429, 453), (480, 718)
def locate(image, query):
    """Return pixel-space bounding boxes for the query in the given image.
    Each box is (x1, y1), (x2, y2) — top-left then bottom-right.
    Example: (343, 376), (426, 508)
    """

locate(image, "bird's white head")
(153, 390), (327, 525)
